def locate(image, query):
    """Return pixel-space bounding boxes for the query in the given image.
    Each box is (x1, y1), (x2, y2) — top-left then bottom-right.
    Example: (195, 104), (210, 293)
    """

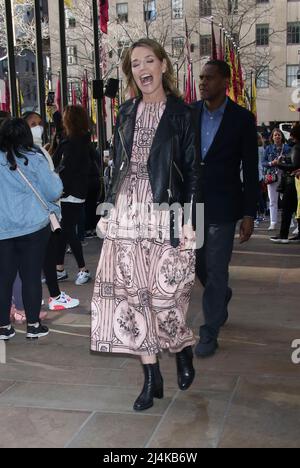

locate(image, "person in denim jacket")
(263, 129), (290, 230)
(0, 119), (63, 341)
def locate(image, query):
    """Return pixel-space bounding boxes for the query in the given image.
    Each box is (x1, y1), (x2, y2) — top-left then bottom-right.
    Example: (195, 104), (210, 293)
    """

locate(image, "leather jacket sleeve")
(181, 107), (203, 227)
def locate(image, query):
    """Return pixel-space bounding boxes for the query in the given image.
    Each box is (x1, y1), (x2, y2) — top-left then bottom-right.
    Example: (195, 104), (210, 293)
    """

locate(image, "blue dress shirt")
(201, 98), (228, 159)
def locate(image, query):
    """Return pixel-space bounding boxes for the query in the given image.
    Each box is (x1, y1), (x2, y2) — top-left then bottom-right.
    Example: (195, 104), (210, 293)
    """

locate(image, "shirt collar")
(203, 97), (228, 117)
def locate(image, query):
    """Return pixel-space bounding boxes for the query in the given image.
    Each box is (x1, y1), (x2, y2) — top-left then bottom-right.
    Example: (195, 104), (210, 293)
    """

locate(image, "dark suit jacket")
(194, 98), (259, 224)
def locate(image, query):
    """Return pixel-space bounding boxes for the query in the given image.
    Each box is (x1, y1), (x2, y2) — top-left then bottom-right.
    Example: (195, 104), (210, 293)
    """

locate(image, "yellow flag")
(64, 0), (73, 9)
(91, 98), (97, 124)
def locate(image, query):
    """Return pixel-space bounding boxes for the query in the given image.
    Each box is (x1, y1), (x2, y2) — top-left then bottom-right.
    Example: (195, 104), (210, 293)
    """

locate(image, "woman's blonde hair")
(122, 38), (181, 99)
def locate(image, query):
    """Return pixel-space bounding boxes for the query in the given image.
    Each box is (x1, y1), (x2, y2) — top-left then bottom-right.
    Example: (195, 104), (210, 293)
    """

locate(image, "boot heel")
(154, 387), (164, 399)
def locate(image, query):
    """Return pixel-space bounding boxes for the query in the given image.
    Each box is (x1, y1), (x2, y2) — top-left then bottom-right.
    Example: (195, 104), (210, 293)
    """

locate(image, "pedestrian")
(193, 60), (259, 357)
(0, 118), (63, 340)
(91, 38), (201, 411)
(53, 105), (91, 286)
(263, 129), (290, 231)
(23, 112), (80, 311)
(271, 124), (300, 243)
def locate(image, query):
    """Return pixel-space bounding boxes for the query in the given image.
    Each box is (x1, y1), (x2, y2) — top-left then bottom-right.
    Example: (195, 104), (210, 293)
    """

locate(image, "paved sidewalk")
(0, 223), (299, 448)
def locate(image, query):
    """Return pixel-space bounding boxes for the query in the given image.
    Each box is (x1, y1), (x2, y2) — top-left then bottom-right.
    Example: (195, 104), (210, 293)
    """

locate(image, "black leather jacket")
(105, 95), (202, 245)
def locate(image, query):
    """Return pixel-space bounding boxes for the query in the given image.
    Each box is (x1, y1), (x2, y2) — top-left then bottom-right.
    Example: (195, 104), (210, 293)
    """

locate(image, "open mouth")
(140, 74), (153, 86)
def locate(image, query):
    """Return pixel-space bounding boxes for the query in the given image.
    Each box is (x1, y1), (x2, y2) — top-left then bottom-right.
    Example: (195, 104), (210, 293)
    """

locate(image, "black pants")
(57, 202), (85, 269)
(280, 183), (298, 239)
(0, 226), (50, 326)
(196, 222), (236, 340)
(85, 187), (100, 232)
(43, 232), (61, 298)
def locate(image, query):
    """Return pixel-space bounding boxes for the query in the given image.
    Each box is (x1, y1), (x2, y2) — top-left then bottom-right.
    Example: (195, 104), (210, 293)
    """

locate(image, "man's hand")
(180, 223), (196, 251)
(240, 217), (254, 244)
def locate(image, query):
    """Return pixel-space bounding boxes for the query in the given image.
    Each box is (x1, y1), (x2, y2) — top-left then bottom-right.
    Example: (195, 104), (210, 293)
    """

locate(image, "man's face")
(199, 65), (229, 101)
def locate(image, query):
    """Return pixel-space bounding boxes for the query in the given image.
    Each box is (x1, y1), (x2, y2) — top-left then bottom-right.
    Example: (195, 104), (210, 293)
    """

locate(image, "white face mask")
(31, 125), (44, 146)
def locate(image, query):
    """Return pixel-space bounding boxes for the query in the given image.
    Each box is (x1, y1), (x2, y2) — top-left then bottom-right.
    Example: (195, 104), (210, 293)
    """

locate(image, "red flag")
(184, 63), (192, 104)
(1, 78), (10, 112)
(99, 0), (109, 34)
(81, 75), (88, 110)
(211, 22), (218, 60)
(55, 75), (62, 112)
(72, 83), (77, 105)
(218, 28), (224, 60)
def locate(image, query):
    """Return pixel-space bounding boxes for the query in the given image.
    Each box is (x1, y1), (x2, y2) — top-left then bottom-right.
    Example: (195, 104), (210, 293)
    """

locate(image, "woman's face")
(273, 131), (283, 146)
(131, 46), (167, 99)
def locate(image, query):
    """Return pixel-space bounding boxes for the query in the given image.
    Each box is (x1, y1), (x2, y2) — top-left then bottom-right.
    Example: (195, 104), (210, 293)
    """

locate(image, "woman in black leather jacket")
(91, 38), (202, 412)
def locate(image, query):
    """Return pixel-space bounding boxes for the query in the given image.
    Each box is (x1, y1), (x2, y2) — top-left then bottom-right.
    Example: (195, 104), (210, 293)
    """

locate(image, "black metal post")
(92, 0), (105, 160)
(4, 0), (18, 116)
(58, 0), (68, 109)
(34, 0), (47, 140)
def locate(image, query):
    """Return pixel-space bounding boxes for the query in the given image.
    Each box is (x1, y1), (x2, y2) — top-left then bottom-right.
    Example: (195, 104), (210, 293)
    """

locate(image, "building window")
(172, 0), (183, 19)
(66, 9), (76, 28)
(256, 24), (269, 46)
(228, 0), (238, 15)
(116, 3), (128, 23)
(286, 65), (299, 87)
(200, 0), (211, 17)
(257, 67), (269, 88)
(144, 1), (156, 22)
(287, 22), (300, 45)
(200, 35), (212, 56)
(67, 46), (78, 65)
(172, 37), (184, 57)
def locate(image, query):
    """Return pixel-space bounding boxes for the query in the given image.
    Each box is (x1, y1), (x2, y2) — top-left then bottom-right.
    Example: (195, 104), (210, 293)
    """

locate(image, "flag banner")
(218, 28), (224, 61)
(64, 0), (73, 9)
(184, 63), (192, 104)
(211, 22), (218, 60)
(71, 83), (77, 105)
(82, 74), (88, 110)
(99, 0), (109, 34)
(55, 75), (62, 113)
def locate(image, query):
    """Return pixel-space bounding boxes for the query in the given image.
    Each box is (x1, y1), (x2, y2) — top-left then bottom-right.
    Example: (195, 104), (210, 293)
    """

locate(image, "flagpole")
(92, 0), (105, 163)
(5, 0), (18, 116)
(58, 0), (68, 109)
(34, 0), (47, 140)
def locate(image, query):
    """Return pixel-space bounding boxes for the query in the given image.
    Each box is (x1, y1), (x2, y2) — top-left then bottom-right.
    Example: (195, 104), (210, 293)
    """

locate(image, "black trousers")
(280, 183), (298, 239)
(0, 226), (50, 326)
(195, 222), (236, 340)
(57, 202), (86, 269)
(43, 232), (61, 298)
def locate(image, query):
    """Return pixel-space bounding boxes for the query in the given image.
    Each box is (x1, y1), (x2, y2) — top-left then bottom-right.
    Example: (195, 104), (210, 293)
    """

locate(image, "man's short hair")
(205, 60), (231, 79)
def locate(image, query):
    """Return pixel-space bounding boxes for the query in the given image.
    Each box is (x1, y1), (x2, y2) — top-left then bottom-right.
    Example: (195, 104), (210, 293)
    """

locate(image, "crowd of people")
(256, 125), (300, 243)
(0, 37), (299, 413)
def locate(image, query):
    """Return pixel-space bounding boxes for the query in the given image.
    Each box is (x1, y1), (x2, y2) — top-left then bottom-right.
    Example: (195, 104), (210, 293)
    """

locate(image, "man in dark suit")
(194, 60), (258, 357)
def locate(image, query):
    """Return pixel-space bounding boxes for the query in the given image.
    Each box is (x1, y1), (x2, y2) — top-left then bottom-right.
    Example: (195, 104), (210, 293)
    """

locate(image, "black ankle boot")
(176, 346), (195, 391)
(133, 362), (164, 412)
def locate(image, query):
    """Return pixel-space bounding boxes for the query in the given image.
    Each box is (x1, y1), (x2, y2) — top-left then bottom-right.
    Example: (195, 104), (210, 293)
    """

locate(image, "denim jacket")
(263, 144), (291, 170)
(0, 149), (63, 240)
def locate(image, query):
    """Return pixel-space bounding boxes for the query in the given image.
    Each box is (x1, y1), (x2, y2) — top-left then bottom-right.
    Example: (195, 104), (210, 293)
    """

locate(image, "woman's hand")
(180, 223), (196, 251)
(96, 217), (109, 239)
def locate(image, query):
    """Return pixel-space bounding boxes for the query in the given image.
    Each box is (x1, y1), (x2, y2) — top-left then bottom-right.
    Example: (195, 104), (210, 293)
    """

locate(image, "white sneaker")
(293, 227), (299, 235)
(48, 292), (80, 311)
(268, 223), (276, 231)
(75, 271), (91, 285)
(57, 270), (68, 281)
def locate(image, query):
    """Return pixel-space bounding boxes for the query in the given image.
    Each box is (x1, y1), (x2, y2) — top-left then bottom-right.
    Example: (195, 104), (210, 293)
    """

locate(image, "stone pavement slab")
(0, 223), (299, 448)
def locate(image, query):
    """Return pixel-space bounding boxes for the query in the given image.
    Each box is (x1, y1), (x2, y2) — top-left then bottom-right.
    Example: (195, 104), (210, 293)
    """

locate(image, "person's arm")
(240, 111), (259, 243)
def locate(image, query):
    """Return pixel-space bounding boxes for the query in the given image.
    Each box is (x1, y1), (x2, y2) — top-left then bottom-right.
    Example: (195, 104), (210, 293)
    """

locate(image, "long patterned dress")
(91, 101), (196, 356)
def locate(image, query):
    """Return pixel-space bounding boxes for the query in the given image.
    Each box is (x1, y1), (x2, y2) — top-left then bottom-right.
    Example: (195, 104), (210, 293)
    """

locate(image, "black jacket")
(106, 95), (202, 239)
(53, 133), (91, 200)
(193, 98), (259, 224)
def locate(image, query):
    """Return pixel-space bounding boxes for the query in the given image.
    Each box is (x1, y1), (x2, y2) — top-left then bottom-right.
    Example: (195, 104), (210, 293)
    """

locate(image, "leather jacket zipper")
(173, 161), (184, 182)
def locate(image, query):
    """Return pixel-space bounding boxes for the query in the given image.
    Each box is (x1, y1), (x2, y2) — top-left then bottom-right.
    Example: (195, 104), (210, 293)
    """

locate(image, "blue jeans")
(196, 222), (237, 340)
